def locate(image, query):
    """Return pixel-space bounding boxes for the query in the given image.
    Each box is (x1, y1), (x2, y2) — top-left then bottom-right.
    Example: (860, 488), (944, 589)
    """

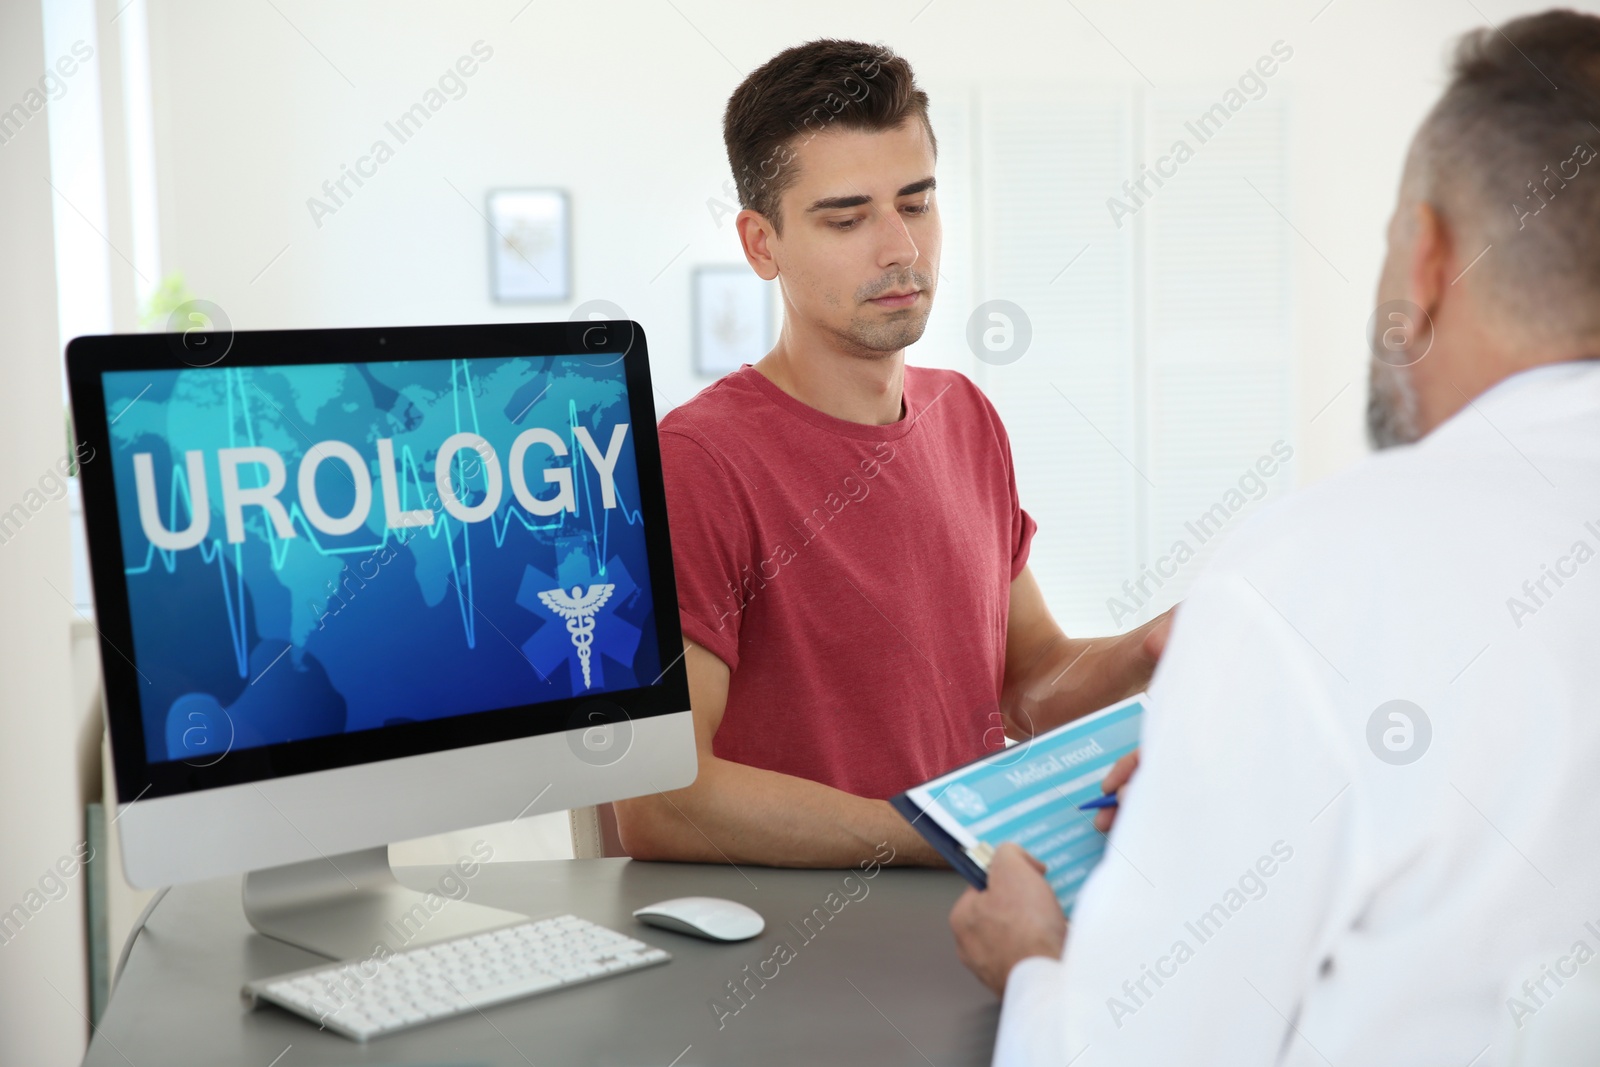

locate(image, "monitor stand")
(242, 845), (529, 961)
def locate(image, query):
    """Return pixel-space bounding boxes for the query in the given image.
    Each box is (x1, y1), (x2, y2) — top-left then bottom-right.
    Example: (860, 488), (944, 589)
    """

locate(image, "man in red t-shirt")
(613, 40), (1168, 867)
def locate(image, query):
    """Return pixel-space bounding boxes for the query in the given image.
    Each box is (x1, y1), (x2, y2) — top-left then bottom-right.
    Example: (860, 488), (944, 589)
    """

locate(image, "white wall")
(0, 4), (90, 1065)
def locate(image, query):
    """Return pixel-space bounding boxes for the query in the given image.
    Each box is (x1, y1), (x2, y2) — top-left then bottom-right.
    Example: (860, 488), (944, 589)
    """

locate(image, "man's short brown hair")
(1415, 9), (1600, 339)
(722, 39), (936, 233)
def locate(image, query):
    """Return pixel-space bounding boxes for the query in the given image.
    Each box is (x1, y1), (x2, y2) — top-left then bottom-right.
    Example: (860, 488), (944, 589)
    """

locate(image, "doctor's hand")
(1092, 748), (1140, 833)
(949, 843), (1066, 997)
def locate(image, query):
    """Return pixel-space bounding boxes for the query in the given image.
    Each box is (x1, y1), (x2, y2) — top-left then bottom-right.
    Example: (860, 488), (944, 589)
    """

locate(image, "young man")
(951, 10), (1600, 1062)
(613, 40), (1168, 867)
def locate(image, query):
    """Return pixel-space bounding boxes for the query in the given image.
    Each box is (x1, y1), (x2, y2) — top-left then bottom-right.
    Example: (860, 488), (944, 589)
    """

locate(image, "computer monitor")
(66, 319), (696, 959)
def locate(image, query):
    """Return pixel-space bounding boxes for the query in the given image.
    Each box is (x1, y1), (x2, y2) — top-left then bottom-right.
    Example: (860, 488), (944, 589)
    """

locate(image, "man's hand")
(1083, 611), (1164, 832)
(949, 843), (1067, 997)
(1142, 609), (1174, 661)
(1092, 748), (1140, 833)
(1001, 568), (1177, 740)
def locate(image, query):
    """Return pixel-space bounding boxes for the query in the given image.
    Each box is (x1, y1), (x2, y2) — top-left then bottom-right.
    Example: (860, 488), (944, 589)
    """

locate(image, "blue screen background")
(101, 355), (662, 764)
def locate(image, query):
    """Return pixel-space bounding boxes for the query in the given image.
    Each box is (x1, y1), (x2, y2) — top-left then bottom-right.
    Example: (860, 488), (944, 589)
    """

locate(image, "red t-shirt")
(658, 364), (1037, 800)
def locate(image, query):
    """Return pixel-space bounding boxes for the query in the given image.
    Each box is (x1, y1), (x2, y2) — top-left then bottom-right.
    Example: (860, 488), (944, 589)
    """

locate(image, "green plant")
(138, 272), (195, 331)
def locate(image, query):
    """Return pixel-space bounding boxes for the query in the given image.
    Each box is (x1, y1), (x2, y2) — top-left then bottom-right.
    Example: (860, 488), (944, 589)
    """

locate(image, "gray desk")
(86, 859), (1000, 1066)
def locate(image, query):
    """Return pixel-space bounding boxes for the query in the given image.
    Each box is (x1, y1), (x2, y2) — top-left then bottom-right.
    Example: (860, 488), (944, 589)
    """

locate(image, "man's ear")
(1408, 200), (1453, 319)
(736, 208), (780, 281)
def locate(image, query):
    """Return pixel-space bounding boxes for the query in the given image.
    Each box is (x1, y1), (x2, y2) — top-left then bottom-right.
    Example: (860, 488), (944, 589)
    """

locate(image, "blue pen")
(1077, 793), (1119, 811)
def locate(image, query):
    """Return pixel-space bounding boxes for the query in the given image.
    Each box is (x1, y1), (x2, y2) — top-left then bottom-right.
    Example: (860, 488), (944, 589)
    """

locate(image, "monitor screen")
(88, 343), (672, 781)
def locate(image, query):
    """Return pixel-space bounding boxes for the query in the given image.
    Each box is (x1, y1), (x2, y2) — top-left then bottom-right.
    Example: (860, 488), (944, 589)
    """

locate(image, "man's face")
(767, 121), (941, 358)
(1367, 195), (1425, 449)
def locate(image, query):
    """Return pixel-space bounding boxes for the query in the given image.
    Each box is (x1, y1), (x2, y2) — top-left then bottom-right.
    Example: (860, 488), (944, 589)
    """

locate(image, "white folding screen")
(1141, 90), (1295, 627)
(927, 84), (1294, 637)
(975, 87), (1141, 635)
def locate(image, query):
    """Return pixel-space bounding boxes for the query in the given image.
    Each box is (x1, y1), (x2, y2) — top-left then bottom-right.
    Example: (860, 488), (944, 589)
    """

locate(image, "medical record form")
(890, 694), (1145, 914)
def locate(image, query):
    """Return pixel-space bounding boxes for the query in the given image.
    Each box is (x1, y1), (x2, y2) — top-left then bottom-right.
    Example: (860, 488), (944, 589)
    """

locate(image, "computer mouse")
(632, 896), (765, 942)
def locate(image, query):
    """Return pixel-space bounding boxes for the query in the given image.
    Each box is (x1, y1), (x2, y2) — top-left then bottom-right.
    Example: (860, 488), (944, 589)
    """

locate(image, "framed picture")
(693, 266), (773, 377)
(486, 188), (570, 302)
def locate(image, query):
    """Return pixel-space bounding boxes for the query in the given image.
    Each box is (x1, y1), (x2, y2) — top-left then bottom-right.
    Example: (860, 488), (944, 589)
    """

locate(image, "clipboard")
(888, 793), (993, 889)
(889, 694), (1146, 913)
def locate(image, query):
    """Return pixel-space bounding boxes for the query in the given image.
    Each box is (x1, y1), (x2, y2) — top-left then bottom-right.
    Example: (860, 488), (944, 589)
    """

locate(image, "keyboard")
(242, 914), (671, 1041)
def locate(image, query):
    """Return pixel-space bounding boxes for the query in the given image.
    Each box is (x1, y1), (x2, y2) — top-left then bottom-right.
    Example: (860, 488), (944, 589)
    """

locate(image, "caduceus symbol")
(536, 584), (615, 689)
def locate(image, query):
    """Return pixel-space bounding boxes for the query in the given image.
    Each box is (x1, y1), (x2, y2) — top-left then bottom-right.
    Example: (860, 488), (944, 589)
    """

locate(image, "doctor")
(951, 9), (1600, 1064)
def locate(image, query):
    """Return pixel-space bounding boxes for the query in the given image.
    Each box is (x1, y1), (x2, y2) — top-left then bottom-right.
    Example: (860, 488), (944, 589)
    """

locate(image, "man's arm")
(611, 639), (945, 867)
(999, 565), (1172, 740)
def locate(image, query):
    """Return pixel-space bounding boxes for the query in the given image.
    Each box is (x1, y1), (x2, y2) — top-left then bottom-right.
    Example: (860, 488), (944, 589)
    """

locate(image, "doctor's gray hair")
(1408, 9), (1600, 340)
